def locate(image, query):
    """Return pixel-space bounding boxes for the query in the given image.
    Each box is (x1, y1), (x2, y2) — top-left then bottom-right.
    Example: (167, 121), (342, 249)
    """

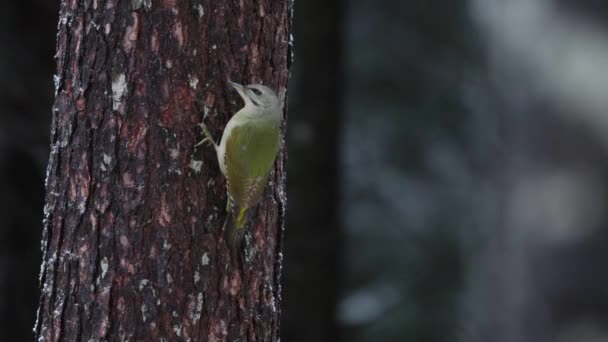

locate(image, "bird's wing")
(224, 120), (280, 208)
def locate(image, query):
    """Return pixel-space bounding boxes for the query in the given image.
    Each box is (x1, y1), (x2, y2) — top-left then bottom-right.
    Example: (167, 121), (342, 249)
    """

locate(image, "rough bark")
(281, 0), (342, 340)
(35, 0), (292, 341)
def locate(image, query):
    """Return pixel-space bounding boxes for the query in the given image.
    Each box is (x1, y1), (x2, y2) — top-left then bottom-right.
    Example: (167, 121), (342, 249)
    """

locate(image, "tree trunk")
(35, 0), (292, 341)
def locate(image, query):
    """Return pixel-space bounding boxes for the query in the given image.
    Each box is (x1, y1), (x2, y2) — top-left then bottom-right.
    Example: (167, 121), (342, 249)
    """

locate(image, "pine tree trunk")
(35, 0), (292, 340)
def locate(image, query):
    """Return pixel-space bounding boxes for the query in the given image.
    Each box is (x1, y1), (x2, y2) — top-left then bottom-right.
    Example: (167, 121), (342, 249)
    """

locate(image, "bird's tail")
(223, 206), (248, 265)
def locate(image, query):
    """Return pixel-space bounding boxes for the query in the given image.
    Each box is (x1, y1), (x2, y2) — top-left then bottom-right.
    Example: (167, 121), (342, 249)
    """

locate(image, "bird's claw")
(196, 137), (212, 147)
(196, 122), (216, 147)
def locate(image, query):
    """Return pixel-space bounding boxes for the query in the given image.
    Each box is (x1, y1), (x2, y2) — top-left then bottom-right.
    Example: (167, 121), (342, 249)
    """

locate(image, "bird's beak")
(229, 81), (247, 99)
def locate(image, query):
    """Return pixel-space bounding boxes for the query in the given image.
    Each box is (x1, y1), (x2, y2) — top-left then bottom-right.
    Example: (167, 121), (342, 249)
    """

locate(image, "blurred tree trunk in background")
(281, 0), (342, 340)
(469, 0), (608, 341)
(35, 1), (291, 340)
(0, 1), (57, 340)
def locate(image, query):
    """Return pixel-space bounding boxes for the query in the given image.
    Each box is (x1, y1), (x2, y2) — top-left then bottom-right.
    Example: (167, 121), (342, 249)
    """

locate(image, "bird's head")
(229, 81), (280, 116)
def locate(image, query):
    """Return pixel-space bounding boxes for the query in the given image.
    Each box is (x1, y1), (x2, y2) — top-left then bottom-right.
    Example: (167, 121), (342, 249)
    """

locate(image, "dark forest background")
(3, 0), (608, 341)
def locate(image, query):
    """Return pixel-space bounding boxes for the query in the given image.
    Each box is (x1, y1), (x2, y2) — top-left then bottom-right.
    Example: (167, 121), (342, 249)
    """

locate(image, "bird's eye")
(249, 87), (262, 96)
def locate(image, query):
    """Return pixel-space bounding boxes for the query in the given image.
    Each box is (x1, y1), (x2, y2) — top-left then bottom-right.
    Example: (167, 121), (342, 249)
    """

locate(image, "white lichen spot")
(166, 59), (173, 69)
(188, 74), (199, 90)
(189, 159), (203, 173)
(193, 49), (197, 56)
(245, 243), (256, 263)
(139, 279), (149, 291)
(169, 148), (179, 159)
(58, 14), (67, 29)
(207, 178), (215, 188)
(194, 271), (201, 283)
(211, 44), (217, 50)
(78, 201), (86, 214)
(101, 257), (109, 279)
(120, 235), (129, 247)
(103, 153), (112, 165)
(163, 239), (171, 251)
(87, 19), (101, 33)
(172, 21), (184, 47)
(123, 11), (139, 51)
(131, 0), (143, 10)
(269, 291), (277, 313)
(192, 292), (204, 322)
(203, 106), (211, 119)
(173, 323), (182, 337)
(111, 73), (127, 111)
(205, 213), (216, 226)
(167, 273), (173, 284)
(141, 304), (148, 322)
(201, 252), (210, 266)
(196, 4), (204, 18)
(53, 74), (61, 94)
(143, 0), (151, 10)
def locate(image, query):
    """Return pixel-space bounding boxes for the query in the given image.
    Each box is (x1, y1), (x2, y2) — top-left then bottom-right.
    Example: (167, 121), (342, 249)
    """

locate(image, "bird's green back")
(224, 118), (280, 209)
